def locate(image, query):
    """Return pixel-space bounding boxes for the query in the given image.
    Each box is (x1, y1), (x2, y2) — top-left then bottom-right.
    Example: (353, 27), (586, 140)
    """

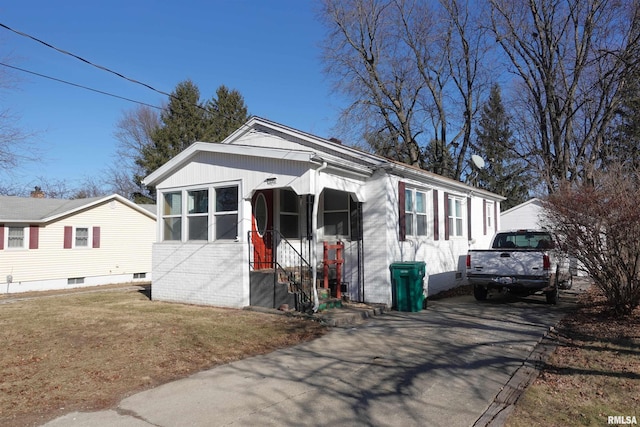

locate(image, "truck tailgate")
(468, 250), (545, 277)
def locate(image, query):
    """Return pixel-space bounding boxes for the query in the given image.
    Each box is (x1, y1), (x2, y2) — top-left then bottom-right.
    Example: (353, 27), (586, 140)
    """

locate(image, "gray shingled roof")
(0, 195), (155, 223)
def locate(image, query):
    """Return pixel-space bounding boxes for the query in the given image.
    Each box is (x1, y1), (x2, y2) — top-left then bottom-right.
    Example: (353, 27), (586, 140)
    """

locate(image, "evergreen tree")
(204, 85), (249, 142)
(472, 84), (529, 210)
(135, 80), (205, 181)
(424, 139), (455, 179)
(134, 80), (250, 201)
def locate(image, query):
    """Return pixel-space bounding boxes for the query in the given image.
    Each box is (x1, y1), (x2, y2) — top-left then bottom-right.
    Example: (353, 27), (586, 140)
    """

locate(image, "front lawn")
(0, 286), (326, 426)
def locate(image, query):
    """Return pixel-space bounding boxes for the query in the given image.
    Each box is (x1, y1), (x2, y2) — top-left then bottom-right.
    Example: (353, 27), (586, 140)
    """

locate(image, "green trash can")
(389, 261), (426, 312)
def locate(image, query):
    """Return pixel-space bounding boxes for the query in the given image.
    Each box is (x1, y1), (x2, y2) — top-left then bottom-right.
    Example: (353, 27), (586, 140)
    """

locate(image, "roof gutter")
(383, 161), (506, 201)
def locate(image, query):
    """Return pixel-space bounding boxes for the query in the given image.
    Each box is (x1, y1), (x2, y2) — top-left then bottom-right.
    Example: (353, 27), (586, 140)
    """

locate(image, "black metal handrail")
(248, 230), (313, 311)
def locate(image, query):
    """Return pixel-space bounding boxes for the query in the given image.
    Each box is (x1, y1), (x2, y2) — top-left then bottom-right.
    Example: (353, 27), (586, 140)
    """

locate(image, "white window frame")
(322, 188), (350, 238)
(486, 201), (494, 230)
(161, 183), (241, 242)
(213, 184), (239, 241)
(74, 226), (91, 248)
(162, 191), (183, 242)
(448, 196), (464, 238)
(6, 225), (28, 249)
(405, 188), (428, 237)
(187, 188), (209, 241)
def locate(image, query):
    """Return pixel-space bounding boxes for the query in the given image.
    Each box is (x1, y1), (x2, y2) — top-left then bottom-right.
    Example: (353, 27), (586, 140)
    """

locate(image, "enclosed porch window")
(215, 186), (239, 240)
(161, 184), (239, 242)
(323, 188), (350, 237)
(279, 189), (300, 238)
(162, 192), (182, 241)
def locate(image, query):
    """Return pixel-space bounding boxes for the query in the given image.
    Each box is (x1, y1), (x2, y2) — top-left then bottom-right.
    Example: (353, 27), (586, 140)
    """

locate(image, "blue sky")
(0, 1), (345, 191)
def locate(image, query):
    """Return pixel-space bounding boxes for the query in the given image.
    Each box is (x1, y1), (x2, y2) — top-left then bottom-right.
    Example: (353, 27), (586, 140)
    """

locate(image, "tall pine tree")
(134, 80), (250, 201)
(204, 85), (249, 143)
(473, 84), (529, 210)
(136, 79), (205, 180)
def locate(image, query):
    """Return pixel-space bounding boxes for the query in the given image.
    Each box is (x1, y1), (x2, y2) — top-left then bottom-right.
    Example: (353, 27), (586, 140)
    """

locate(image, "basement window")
(67, 277), (85, 285)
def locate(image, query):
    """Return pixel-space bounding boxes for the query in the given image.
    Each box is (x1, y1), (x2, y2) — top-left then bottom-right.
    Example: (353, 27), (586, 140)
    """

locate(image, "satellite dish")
(471, 155), (485, 169)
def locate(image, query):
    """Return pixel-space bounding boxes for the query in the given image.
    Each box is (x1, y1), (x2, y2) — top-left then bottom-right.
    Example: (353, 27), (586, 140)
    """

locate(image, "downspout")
(312, 161), (328, 312)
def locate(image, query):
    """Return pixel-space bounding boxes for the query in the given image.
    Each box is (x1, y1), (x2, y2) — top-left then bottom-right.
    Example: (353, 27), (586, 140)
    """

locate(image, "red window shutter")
(483, 199), (487, 236)
(63, 226), (73, 249)
(92, 227), (101, 248)
(398, 181), (406, 241)
(0, 224), (4, 250)
(444, 192), (450, 240)
(433, 190), (439, 241)
(29, 225), (39, 249)
(467, 197), (472, 241)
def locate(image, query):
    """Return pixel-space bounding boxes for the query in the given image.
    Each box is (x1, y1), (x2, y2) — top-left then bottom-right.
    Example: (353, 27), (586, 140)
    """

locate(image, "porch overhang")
(246, 171), (366, 202)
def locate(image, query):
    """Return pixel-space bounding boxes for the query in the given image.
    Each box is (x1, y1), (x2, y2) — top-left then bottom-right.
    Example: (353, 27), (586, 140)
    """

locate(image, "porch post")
(311, 162), (328, 312)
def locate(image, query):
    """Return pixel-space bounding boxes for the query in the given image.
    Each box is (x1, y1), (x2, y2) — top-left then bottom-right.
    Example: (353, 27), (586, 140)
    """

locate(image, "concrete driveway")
(42, 290), (580, 427)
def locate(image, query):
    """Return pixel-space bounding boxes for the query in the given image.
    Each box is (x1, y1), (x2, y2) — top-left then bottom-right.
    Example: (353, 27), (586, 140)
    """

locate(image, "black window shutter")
(467, 197), (472, 241)
(483, 199), (487, 235)
(433, 190), (439, 241)
(444, 192), (450, 240)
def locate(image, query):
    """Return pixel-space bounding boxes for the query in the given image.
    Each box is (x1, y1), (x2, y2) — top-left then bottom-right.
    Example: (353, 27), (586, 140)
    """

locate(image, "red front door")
(251, 190), (274, 269)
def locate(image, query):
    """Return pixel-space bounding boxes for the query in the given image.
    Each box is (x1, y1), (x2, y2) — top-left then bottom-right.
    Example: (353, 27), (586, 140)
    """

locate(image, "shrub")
(544, 166), (640, 316)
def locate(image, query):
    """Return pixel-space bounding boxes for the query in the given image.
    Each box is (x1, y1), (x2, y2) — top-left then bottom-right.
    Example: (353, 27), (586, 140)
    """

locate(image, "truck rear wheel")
(474, 285), (488, 301)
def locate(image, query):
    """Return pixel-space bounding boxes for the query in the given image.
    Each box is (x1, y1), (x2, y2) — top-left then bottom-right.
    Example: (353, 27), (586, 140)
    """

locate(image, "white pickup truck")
(466, 230), (573, 304)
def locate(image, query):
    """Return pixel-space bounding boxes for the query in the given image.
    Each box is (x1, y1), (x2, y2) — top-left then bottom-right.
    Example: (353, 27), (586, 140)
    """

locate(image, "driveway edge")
(473, 324), (561, 426)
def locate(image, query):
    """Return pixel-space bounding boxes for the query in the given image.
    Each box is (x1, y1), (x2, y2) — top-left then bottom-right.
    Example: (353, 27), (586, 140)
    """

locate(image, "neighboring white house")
(500, 198), (545, 231)
(0, 194), (156, 293)
(143, 117), (505, 310)
(500, 198), (585, 277)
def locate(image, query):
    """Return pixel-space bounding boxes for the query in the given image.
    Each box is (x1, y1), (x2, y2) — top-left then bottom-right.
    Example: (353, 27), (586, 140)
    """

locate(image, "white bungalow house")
(0, 194), (156, 293)
(143, 117), (504, 310)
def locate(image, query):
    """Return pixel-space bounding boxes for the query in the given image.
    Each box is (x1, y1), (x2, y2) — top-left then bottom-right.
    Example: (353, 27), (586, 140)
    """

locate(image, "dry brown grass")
(506, 287), (640, 426)
(0, 285), (326, 427)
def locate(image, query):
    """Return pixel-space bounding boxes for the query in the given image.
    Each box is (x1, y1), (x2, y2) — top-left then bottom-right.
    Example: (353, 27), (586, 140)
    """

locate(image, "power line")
(0, 62), (162, 110)
(0, 21), (241, 118)
(0, 21), (173, 99)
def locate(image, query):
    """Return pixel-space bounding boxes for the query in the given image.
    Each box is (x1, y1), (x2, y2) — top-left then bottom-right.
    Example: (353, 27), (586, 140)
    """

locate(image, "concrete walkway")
(42, 290), (580, 427)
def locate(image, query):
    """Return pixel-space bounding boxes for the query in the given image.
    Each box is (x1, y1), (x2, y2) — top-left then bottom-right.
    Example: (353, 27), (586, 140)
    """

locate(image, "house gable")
(500, 198), (545, 231)
(0, 196), (156, 293)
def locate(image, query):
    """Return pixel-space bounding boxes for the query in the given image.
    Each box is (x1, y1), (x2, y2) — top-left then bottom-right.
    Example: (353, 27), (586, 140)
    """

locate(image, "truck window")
(492, 232), (554, 249)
